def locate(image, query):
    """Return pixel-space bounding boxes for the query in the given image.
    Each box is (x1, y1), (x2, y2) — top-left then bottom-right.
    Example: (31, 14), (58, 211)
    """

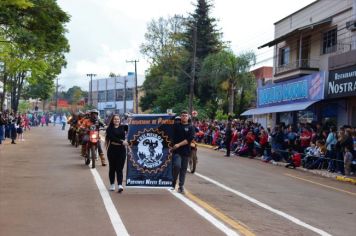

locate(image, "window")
(98, 91), (106, 102)
(116, 88), (133, 101)
(107, 90), (115, 101)
(297, 110), (316, 124)
(279, 47), (290, 65)
(322, 28), (337, 54)
(126, 88), (134, 100)
(116, 89), (124, 101)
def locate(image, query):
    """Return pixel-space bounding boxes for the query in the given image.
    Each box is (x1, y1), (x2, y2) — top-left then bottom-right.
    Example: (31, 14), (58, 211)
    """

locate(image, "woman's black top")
(106, 125), (128, 144)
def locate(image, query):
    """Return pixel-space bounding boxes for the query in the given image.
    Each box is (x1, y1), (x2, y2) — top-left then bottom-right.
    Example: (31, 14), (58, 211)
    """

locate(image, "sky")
(57, 0), (316, 91)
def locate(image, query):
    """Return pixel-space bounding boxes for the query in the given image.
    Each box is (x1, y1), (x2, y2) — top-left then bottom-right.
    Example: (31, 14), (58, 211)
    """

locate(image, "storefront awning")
(241, 100), (319, 116)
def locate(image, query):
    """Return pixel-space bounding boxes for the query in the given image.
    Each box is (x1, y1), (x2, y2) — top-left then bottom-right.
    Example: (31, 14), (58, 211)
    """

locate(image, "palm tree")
(200, 49), (256, 114)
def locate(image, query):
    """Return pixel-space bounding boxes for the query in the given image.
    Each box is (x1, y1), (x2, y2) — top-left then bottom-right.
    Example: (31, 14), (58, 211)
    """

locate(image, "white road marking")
(169, 189), (239, 236)
(195, 173), (332, 236)
(90, 168), (129, 236)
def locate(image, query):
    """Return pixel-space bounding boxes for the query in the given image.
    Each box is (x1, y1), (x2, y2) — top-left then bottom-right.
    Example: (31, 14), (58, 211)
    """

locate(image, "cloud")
(57, 0), (315, 90)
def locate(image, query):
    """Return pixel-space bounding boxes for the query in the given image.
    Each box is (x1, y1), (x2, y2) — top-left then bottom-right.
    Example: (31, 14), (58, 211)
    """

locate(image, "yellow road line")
(185, 190), (255, 236)
(285, 173), (356, 196)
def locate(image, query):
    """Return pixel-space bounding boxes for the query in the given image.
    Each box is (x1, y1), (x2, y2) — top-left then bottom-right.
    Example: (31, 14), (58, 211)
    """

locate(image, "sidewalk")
(197, 143), (356, 185)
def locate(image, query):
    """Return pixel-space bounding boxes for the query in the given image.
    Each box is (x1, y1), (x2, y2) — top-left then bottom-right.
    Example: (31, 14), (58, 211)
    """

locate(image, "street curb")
(196, 143), (356, 185)
(335, 176), (356, 184)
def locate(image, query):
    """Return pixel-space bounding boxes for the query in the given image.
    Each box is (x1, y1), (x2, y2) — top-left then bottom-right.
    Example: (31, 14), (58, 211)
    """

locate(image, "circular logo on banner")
(129, 128), (172, 174)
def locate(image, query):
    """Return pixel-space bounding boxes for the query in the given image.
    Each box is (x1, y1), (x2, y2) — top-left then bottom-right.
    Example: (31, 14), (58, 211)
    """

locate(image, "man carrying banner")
(171, 110), (195, 194)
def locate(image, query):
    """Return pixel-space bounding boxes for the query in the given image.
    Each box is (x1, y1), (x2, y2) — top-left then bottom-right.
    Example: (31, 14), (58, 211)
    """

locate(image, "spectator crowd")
(193, 119), (356, 176)
(0, 110), (68, 150)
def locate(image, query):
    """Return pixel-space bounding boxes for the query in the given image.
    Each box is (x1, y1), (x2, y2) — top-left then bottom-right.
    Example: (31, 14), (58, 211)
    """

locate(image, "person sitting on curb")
(285, 148), (302, 169)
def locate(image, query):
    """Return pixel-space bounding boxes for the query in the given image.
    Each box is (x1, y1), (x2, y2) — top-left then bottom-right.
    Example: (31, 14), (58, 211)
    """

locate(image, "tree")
(109, 72), (120, 77)
(139, 15), (188, 112)
(200, 50), (256, 114)
(140, 15), (186, 66)
(180, 0), (224, 106)
(65, 86), (85, 105)
(0, 0), (70, 111)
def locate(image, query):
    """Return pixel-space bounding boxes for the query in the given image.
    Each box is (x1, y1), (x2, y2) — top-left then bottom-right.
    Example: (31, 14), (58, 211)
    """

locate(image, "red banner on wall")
(57, 99), (69, 107)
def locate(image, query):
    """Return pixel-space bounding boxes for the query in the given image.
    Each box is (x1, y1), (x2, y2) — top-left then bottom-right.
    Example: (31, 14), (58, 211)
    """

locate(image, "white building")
(243, 0), (356, 128)
(90, 73), (137, 117)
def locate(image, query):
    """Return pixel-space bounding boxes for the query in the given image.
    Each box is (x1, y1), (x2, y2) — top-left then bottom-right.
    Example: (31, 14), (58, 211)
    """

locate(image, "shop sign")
(257, 72), (325, 107)
(327, 66), (356, 99)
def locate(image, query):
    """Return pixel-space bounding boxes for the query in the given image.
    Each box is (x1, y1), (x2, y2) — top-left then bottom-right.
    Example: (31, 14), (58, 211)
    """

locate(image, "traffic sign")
(192, 110), (198, 117)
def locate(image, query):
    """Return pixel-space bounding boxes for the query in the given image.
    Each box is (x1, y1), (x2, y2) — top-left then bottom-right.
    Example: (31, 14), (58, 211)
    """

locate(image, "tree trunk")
(0, 72), (7, 110)
(15, 72), (25, 112)
(238, 87), (245, 116)
(228, 80), (234, 115)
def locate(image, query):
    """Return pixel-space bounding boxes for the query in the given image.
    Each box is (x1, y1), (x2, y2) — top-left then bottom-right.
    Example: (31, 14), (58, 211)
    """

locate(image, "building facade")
(243, 0), (356, 128)
(91, 74), (136, 117)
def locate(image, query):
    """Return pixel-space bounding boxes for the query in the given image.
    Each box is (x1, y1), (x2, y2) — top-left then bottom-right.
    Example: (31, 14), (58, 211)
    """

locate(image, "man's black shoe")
(178, 187), (185, 194)
(224, 154), (230, 157)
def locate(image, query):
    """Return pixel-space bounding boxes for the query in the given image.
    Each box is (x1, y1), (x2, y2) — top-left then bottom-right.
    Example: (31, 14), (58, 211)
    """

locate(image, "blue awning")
(241, 100), (319, 116)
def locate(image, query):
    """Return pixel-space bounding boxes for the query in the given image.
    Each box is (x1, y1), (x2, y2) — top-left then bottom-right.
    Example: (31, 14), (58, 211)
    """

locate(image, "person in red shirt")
(259, 129), (268, 156)
(285, 150), (302, 169)
(245, 131), (255, 157)
(300, 127), (312, 151)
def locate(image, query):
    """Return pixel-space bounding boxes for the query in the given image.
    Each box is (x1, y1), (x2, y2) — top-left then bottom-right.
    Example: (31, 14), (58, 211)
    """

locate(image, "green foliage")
(0, 0), (70, 111)
(0, 0), (33, 8)
(139, 0), (257, 119)
(64, 86), (85, 104)
(215, 110), (229, 121)
(18, 100), (31, 113)
(200, 49), (256, 115)
(184, 0), (223, 58)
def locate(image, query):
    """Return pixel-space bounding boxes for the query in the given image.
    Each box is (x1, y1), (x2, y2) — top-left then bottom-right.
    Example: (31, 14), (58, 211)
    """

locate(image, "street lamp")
(86, 73), (96, 106)
(115, 76), (127, 115)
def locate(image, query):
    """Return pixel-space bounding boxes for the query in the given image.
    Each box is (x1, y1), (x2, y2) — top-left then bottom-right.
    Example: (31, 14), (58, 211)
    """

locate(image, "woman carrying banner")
(105, 115), (128, 193)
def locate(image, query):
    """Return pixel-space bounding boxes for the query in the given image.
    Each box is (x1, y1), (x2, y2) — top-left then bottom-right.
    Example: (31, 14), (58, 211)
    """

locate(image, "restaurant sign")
(327, 66), (356, 99)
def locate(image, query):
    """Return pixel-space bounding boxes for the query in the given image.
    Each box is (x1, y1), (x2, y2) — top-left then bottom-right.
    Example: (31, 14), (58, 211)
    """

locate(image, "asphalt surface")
(0, 126), (222, 236)
(1, 126), (355, 236)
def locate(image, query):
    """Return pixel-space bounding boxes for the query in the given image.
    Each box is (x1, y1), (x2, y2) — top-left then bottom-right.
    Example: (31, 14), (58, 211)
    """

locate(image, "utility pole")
(55, 78), (59, 113)
(126, 60), (139, 113)
(86, 73), (96, 107)
(189, 24), (197, 115)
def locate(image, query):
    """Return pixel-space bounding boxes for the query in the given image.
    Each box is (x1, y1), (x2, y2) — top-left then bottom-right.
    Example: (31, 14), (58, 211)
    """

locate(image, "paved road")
(0, 126), (222, 236)
(186, 148), (356, 236)
(1, 126), (355, 236)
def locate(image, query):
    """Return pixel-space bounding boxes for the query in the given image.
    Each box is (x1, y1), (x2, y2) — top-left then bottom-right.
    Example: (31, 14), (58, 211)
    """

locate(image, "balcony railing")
(275, 59), (320, 75)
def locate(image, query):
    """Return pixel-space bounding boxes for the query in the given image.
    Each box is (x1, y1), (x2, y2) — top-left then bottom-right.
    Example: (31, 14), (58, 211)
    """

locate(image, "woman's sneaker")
(118, 185), (124, 193)
(109, 184), (115, 191)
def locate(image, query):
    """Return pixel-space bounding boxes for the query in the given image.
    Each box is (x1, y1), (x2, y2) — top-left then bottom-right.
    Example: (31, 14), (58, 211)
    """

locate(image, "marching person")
(171, 110), (195, 194)
(82, 110), (107, 166)
(105, 114), (128, 193)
